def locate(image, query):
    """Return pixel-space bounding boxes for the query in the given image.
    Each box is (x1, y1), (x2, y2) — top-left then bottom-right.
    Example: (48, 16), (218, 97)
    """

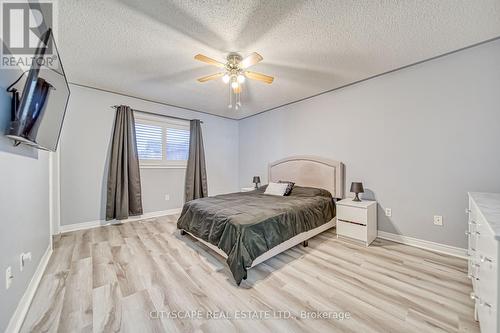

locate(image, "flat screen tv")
(5, 28), (70, 152)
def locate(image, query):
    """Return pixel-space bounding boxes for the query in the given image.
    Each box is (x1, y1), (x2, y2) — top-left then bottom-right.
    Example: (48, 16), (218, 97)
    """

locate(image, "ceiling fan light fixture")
(194, 51), (274, 111)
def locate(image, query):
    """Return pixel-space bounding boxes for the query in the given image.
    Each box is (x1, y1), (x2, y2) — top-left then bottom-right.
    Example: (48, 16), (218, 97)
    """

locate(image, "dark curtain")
(106, 105), (143, 220)
(185, 119), (208, 202)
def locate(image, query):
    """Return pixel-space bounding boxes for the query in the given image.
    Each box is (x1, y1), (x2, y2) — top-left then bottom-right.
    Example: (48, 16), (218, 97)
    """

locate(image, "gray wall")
(59, 85), (239, 226)
(0, 68), (51, 331)
(239, 39), (500, 248)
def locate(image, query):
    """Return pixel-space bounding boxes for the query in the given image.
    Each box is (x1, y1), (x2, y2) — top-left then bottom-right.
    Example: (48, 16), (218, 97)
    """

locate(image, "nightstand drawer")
(337, 205), (367, 225)
(337, 220), (367, 242)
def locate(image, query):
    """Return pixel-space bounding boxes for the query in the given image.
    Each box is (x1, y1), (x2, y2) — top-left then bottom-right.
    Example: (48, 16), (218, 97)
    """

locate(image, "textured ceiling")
(58, 0), (500, 119)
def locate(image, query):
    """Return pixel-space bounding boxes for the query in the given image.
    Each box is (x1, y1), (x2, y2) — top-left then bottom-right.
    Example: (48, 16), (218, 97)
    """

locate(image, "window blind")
(135, 123), (163, 160)
(134, 114), (190, 167)
(166, 128), (190, 161)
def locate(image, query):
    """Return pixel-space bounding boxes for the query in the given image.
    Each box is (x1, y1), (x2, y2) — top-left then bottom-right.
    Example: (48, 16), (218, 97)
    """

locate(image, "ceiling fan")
(194, 52), (274, 110)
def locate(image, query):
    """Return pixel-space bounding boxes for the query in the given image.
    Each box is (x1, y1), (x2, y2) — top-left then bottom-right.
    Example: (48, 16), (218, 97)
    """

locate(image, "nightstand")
(336, 199), (377, 246)
(241, 187), (255, 192)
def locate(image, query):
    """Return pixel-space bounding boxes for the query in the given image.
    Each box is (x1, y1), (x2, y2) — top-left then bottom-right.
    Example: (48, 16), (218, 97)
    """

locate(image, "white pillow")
(264, 182), (288, 196)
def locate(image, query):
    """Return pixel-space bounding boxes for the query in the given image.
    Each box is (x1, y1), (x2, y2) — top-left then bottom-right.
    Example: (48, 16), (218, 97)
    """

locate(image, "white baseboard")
(58, 208), (182, 234)
(5, 245), (52, 333)
(377, 231), (467, 259)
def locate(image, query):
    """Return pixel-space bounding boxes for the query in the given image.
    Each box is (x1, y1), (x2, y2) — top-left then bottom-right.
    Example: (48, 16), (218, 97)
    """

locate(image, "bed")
(176, 156), (345, 285)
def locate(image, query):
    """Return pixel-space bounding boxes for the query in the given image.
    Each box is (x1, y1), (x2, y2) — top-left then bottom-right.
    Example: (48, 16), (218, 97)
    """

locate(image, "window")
(134, 113), (190, 168)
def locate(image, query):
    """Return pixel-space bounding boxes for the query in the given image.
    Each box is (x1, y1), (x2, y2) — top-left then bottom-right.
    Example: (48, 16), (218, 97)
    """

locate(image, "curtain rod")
(110, 105), (203, 123)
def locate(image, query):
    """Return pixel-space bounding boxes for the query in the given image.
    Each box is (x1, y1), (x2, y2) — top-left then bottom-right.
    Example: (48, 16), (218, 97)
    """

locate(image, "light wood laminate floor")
(21, 215), (479, 333)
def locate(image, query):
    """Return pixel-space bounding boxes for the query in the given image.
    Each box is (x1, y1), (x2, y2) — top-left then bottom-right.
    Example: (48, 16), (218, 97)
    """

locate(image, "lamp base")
(352, 193), (361, 202)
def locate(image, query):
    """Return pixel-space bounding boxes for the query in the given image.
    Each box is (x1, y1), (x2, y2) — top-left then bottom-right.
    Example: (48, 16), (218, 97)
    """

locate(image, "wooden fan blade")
(197, 72), (224, 82)
(245, 71), (274, 84)
(239, 52), (263, 69)
(194, 54), (226, 68)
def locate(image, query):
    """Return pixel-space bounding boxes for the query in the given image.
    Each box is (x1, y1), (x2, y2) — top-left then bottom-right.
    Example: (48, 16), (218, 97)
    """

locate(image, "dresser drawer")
(477, 297), (497, 333)
(469, 199), (481, 224)
(337, 220), (367, 242)
(478, 259), (497, 307)
(468, 258), (481, 286)
(337, 205), (367, 225)
(477, 304), (498, 333)
(477, 225), (497, 260)
(471, 257), (497, 332)
(468, 200), (483, 262)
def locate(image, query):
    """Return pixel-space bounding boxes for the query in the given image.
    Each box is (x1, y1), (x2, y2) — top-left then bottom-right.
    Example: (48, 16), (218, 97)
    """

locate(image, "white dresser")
(467, 192), (500, 333)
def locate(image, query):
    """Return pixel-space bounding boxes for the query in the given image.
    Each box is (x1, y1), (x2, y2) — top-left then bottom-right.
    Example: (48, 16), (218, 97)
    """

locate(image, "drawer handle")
(480, 301), (492, 308)
(471, 293), (494, 309)
(465, 231), (471, 236)
(465, 208), (471, 214)
(338, 219), (366, 226)
(469, 260), (480, 268)
(466, 250), (477, 257)
(467, 274), (480, 281)
(468, 220), (479, 225)
(480, 256), (493, 263)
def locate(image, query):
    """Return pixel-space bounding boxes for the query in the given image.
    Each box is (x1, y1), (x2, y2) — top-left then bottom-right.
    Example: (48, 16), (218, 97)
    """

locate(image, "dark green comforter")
(176, 186), (335, 285)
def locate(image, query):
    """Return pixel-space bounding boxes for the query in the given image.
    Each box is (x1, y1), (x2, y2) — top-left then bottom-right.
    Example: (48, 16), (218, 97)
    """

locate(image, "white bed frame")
(182, 155), (345, 269)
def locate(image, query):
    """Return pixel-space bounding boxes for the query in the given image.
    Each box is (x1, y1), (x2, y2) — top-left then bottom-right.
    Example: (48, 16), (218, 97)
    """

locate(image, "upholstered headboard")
(268, 156), (345, 199)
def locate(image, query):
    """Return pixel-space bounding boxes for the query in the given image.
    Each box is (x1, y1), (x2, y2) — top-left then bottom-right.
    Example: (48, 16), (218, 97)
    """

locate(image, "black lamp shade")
(351, 182), (365, 194)
(350, 182), (364, 194)
(350, 182), (364, 201)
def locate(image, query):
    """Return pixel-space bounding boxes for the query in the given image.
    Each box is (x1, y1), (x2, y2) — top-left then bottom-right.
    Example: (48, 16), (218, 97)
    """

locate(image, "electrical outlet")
(164, 194), (170, 201)
(5, 266), (13, 290)
(385, 208), (392, 217)
(434, 215), (443, 226)
(19, 252), (32, 272)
